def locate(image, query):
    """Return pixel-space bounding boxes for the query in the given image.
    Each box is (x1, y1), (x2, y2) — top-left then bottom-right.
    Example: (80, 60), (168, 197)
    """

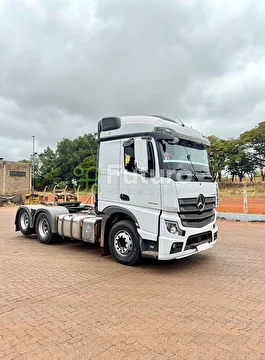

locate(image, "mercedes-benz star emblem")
(197, 194), (205, 212)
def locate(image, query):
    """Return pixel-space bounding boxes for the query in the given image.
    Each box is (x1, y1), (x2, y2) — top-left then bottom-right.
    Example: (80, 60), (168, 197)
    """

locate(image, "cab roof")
(98, 115), (209, 146)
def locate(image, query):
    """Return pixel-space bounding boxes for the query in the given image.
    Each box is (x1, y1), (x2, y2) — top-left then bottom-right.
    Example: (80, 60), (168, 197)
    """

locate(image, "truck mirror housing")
(134, 138), (149, 173)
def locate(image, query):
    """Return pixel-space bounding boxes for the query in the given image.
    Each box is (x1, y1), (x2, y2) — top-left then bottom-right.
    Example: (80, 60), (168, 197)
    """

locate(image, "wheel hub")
(39, 218), (49, 237)
(114, 230), (133, 256)
(20, 212), (29, 230)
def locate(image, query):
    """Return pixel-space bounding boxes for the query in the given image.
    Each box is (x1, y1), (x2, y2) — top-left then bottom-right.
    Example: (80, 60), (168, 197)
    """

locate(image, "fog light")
(170, 242), (183, 254)
(165, 221), (185, 236)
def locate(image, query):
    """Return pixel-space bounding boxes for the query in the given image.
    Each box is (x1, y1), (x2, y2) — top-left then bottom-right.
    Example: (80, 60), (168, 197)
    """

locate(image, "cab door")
(119, 137), (161, 242)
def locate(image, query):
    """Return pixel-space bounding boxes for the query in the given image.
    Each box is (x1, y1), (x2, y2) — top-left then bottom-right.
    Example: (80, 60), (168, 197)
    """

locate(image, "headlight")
(165, 221), (185, 236)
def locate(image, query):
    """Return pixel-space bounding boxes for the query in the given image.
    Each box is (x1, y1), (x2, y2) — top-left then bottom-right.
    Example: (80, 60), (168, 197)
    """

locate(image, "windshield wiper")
(185, 154), (199, 181)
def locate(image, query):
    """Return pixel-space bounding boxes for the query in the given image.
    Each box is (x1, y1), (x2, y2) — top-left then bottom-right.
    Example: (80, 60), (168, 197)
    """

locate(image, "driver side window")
(124, 140), (155, 177)
(124, 143), (136, 173)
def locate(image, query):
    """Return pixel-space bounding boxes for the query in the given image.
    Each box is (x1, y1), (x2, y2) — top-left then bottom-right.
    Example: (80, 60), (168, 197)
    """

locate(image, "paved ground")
(0, 207), (264, 360)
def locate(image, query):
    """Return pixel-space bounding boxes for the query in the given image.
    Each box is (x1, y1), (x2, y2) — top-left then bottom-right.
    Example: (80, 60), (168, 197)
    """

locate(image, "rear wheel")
(108, 220), (142, 265)
(18, 209), (33, 235)
(35, 213), (55, 244)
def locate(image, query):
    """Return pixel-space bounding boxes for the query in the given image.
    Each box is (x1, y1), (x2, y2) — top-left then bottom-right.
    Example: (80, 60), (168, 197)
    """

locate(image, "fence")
(217, 183), (265, 215)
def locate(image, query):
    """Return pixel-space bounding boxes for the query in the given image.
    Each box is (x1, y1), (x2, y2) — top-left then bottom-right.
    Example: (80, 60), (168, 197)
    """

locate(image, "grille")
(178, 196), (215, 228)
(184, 231), (212, 250)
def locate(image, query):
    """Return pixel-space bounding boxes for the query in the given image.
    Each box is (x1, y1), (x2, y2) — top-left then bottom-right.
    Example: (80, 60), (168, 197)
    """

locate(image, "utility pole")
(32, 135), (35, 194)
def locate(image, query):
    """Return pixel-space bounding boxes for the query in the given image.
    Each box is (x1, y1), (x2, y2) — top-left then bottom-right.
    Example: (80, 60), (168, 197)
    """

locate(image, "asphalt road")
(0, 206), (264, 360)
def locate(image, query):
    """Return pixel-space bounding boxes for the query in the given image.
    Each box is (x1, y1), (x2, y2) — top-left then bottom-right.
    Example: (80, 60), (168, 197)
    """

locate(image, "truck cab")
(97, 115), (218, 264)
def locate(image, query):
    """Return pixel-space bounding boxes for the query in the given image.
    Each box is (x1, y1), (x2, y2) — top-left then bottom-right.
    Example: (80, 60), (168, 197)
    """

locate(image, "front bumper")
(158, 237), (217, 260)
(158, 211), (218, 260)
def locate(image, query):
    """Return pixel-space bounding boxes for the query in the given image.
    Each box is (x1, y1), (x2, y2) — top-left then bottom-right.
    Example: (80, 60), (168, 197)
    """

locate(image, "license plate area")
(197, 242), (210, 252)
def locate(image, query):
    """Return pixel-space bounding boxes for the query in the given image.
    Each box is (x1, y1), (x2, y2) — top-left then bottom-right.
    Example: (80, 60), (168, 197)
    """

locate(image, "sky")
(0, 0), (265, 161)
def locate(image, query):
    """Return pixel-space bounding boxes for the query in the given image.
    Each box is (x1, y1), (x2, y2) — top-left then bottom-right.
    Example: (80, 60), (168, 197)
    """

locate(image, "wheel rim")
(20, 212), (29, 230)
(38, 218), (49, 238)
(114, 230), (133, 256)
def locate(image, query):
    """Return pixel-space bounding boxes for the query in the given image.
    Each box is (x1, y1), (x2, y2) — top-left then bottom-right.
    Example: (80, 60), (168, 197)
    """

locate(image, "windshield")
(157, 139), (212, 181)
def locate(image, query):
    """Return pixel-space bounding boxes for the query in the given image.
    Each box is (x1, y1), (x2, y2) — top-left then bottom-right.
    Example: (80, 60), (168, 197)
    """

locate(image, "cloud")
(0, 0), (265, 160)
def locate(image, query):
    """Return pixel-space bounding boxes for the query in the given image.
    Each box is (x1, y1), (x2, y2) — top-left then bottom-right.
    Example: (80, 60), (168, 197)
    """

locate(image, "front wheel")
(108, 220), (142, 265)
(18, 209), (34, 235)
(35, 213), (55, 244)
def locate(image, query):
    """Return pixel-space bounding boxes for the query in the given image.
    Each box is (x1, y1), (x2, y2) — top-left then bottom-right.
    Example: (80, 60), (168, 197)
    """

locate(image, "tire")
(18, 209), (34, 235)
(35, 213), (55, 244)
(108, 220), (142, 265)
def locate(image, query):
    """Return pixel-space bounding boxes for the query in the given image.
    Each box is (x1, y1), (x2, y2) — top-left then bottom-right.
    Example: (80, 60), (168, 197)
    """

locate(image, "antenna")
(175, 115), (185, 127)
(78, 118), (96, 161)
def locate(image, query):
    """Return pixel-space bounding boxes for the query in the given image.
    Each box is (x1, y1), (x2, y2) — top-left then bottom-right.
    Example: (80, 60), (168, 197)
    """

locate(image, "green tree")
(37, 147), (60, 190)
(226, 140), (256, 182)
(240, 122), (265, 181)
(54, 133), (97, 187)
(207, 136), (229, 181)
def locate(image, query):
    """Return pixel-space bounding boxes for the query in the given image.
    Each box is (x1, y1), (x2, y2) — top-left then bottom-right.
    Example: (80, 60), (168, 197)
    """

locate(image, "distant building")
(0, 158), (31, 196)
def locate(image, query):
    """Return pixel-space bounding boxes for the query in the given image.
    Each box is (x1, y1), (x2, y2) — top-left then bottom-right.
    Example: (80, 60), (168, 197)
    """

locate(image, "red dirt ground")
(217, 197), (265, 214)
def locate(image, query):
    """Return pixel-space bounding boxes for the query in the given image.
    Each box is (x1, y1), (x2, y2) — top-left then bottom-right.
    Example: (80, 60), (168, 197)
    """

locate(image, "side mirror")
(134, 138), (149, 173)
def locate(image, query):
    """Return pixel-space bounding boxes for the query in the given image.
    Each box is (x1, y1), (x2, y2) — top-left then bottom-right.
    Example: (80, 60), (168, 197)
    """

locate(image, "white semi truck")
(15, 115), (218, 265)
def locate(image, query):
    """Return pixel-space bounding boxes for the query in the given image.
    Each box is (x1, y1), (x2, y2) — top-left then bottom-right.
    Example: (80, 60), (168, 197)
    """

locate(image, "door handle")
(120, 194), (130, 201)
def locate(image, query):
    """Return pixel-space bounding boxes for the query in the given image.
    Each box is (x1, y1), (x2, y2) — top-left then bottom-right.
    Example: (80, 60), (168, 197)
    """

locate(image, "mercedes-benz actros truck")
(15, 115), (218, 265)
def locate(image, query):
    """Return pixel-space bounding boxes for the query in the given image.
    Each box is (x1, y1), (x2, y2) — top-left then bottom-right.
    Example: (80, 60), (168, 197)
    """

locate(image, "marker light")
(216, 182), (220, 207)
